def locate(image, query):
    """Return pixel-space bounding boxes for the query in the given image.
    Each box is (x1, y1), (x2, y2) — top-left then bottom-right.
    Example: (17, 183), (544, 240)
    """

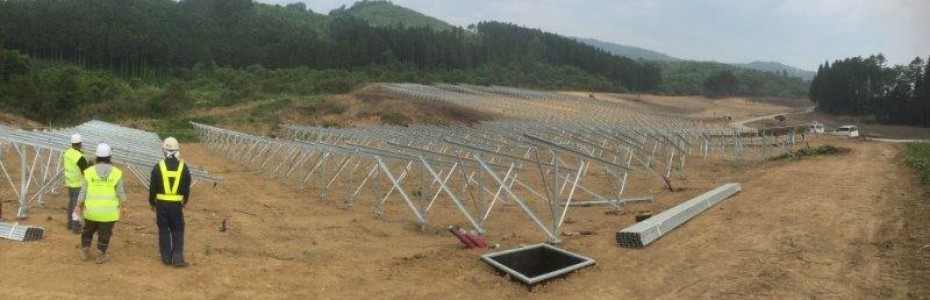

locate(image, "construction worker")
(149, 137), (192, 267)
(73, 143), (127, 264)
(63, 134), (90, 234)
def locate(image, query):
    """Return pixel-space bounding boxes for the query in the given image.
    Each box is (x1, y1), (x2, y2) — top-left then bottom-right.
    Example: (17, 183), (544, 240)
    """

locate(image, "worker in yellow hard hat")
(63, 133), (90, 233)
(149, 137), (192, 267)
(73, 143), (127, 264)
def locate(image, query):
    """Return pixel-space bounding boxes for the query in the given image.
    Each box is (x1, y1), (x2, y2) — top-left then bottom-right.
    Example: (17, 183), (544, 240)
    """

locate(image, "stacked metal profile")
(0, 221), (44, 242)
(616, 183), (741, 248)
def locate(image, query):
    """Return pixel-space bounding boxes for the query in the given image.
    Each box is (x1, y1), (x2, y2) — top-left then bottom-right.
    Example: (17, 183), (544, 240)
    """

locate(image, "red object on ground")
(449, 227), (478, 248)
(464, 232), (487, 248)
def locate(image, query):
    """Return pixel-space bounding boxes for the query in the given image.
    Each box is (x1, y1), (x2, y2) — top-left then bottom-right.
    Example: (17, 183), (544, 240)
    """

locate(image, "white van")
(809, 122), (825, 133)
(834, 125), (859, 137)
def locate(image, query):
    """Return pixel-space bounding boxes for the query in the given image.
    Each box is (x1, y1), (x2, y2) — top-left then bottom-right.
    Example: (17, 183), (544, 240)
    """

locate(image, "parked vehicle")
(808, 122), (825, 133)
(834, 125), (859, 137)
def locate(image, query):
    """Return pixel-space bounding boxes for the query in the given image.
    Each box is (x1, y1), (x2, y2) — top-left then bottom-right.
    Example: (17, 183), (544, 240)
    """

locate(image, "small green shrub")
(380, 112), (410, 126)
(155, 116), (216, 143)
(767, 145), (840, 162)
(906, 142), (930, 184)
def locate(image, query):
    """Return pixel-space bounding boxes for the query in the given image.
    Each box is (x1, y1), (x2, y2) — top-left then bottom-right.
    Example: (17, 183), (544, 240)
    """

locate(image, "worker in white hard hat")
(63, 134), (90, 234)
(73, 143), (127, 264)
(149, 137), (192, 267)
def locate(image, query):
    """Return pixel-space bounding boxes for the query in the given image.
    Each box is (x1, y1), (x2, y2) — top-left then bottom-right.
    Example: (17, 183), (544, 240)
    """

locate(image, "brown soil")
(1, 136), (928, 299)
(564, 92), (800, 125)
(280, 86), (492, 129)
(0, 112), (43, 128)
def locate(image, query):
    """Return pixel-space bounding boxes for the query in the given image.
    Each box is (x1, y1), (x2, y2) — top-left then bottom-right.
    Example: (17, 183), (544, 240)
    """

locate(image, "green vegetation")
(572, 37), (679, 61)
(0, 49), (635, 123)
(810, 54), (930, 126)
(734, 61), (815, 81)
(703, 70), (740, 97)
(0, 0), (660, 91)
(0, 0), (812, 125)
(332, 0), (454, 31)
(153, 116), (216, 143)
(657, 60), (809, 97)
(767, 145), (840, 162)
(906, 142), (930, 184)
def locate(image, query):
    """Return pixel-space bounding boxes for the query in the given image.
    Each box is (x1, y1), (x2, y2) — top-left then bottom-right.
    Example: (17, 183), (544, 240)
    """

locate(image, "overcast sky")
(258, 0), (930, 71)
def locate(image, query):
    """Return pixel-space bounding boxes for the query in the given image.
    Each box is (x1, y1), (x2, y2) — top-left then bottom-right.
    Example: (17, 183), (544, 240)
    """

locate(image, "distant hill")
(572, 37), (680, 61)
(330, 0), (454, 31)
(733, 61), (815, 81)
(572, 37), (813, 81)
(334, 2), (814, 82)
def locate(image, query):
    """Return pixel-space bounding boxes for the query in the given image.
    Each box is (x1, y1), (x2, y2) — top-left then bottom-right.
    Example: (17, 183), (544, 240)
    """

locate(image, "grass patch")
(380, 112), (410, 126)
(291, 96), (346, 116)
(906, 142), (930, 184)
(154, 116), (216, 143)
(767, 145), (840, 162)
(236, 97), (292, 125)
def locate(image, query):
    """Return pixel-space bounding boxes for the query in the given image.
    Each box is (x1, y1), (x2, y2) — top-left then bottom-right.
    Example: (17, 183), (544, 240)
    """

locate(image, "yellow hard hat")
(162, 137), (180, 151)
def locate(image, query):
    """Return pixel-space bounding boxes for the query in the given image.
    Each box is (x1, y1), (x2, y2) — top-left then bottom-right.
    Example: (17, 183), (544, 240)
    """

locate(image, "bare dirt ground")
(1, 135), (928, 299)
(0, 112), (43, 128)
(285, 86), (491, 128)
(564, 92), (802, 126)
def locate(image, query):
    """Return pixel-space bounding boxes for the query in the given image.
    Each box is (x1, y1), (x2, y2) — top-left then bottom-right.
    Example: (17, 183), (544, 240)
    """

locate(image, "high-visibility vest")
(83, 166), (122, 222)
(63, 148), (84, 188)
(156, 160), (186, 202)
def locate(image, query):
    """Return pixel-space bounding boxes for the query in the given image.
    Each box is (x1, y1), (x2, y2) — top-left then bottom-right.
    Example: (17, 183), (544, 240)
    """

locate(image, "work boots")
(79, 247), (90, 261)
(95, 251), (110, 264)
(171, 254), (189, 268)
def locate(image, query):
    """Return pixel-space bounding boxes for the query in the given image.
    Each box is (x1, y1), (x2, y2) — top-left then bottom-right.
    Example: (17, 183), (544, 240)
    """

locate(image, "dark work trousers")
(67, 188), (81, 232)
(81, 220), (116, 253)
(155, 201), (185, 264)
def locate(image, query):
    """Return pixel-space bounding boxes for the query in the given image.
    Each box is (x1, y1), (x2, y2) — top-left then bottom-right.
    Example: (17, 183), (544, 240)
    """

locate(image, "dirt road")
(730, 105), (816, 132)
(1, 138), (927, 299)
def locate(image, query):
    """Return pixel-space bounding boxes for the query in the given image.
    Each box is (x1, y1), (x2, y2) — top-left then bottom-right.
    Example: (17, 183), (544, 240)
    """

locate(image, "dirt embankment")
(0, 112), (43, 128)
(280, 84), (492, 129)
(564, 92), (803, 125)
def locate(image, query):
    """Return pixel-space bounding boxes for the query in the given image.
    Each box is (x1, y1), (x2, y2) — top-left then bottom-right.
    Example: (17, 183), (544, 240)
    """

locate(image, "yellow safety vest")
(156, 160), (186, 202)
(63, 148), (84, 188)
(83, 166), (122, 222)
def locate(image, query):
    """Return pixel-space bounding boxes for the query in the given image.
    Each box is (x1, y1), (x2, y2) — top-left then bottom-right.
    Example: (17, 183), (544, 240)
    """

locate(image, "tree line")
(658, 60), (809, 97)
(0, 0), (663, 91)
(0, 0), (813, 123)
(810, 54), (930, 127)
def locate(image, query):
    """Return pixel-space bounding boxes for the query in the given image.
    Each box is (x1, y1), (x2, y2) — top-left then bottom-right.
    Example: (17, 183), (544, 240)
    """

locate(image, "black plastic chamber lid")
(480, 243), (595, 286)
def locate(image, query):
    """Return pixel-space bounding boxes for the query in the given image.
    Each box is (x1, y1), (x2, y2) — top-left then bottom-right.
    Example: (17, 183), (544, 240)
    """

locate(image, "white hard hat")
(162, 137), (180, 151)
(70, 134), (82, 144)
(95, 143), (112, 157)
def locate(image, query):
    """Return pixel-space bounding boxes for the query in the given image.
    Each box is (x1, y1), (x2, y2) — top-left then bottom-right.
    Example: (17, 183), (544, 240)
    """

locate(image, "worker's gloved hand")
(120, 206), (128, 218)
(150, 206), (155, 213)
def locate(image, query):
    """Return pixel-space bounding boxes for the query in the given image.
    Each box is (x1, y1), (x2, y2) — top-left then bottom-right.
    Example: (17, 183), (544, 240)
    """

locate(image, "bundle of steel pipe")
(616, 183), (741, 248)
(0, 221), (44, 242)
